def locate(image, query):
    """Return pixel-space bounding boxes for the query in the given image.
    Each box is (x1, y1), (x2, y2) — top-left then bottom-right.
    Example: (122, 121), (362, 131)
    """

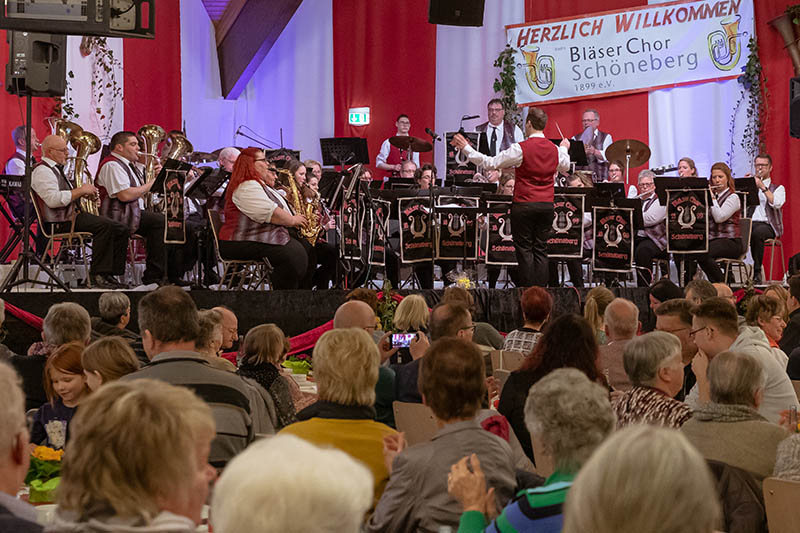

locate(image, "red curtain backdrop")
(332, 0), (436, 172)
(123, 4), (183, 132)
(524, 1), (650, 182)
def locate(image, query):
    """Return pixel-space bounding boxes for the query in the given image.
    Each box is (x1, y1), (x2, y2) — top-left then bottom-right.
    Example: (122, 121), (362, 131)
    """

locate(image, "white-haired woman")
(448, 368), (615, 532)
(681, 350), (788, 479)
(612, 331), (692, 429)
(48, 380), (216, 532)
(563, 425), (721, 533)
(212, 434), (372, 533)
(279, 328), (397, 508)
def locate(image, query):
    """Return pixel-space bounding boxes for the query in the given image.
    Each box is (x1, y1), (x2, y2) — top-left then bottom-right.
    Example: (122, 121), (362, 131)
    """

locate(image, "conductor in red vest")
(451, 107), (570, 286)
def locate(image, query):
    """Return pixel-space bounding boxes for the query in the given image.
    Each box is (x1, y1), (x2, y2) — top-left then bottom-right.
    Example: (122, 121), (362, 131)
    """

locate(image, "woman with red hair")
(682, 162), (741, 284)
(219, 148), (310, 289)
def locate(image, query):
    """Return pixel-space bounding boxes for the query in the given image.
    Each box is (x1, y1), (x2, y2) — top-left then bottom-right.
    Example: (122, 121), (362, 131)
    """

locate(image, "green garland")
(493, 45), (523, 129)
(728, 36), (767, 165)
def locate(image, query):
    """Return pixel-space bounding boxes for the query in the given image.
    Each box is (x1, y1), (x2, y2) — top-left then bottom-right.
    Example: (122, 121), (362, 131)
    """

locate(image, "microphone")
(425, 127), (441, 141)
(461, 114), (480, 120)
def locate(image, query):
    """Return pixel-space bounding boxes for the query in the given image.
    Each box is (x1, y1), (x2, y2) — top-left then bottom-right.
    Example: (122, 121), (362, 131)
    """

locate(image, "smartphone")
(391, 332), (417, 349)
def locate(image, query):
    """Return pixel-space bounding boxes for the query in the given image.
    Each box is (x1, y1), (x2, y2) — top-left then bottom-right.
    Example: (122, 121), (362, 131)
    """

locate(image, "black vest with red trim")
(513, 137), (559, 204)
(746, 181), (784, 237)
(220, 180), (290, 245)
(32, 160), (76, 223)
(96, 155), (141, 232)
(709, 189), (741, 240)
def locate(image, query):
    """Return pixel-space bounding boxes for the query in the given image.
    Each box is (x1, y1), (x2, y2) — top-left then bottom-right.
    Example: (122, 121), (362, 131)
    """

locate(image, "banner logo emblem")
(708, 15), (744, 71)
(602, 222), (624, 248)
(552, 210), (574, 234)
(677, 204), (698, 229)
(522, 47), (556, 96)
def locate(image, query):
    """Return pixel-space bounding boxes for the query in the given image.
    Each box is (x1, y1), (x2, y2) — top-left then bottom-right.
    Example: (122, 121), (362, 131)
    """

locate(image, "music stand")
(319, 137), (370, 168)
(654, 177), (709, 204)
(185, 168), (229, 201)
(550, 138), (588, 167)
(593, 182), (625, 201)
(734, 177), (760, 213)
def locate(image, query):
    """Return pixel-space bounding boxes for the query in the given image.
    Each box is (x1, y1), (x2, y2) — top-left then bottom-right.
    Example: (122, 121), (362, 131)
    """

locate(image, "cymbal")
(188, 151), (216, 163)
(605, 139), (651, 168)
(389, 135), (432, 153)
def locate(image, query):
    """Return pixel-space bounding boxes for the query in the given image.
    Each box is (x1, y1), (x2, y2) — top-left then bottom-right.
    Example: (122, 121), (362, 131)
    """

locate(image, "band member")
(746, 153), (784, 284)
(96, 131), (167, 286)
(414, 164), (436, 190)
(633, 170), (668, 287)
(219, 148), (309, 290)
(682, 162), (741, 284)
(453, 107), (570, 287)
(678, 157), (698, 177)
(607, 160), (638, 198)
(476, 99), (524, 156)
(304, 159), (322, 185)
(4, 125), (46, 253)
(497, 172), (515, 196)
(217, 147), (240, 173)
(31, 135), (130, 289)
(573, 109), (612, 182)
(399, 159), (417, 180)
(376, 114), (420, 179)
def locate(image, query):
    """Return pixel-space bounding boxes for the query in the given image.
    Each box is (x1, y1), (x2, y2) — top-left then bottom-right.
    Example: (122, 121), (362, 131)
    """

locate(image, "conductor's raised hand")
(560, 137), (571, 150)
(451, 133), (470, 150)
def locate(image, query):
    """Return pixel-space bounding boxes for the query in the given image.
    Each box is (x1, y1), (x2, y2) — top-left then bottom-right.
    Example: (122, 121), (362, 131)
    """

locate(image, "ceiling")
(201, 0), (233, 24)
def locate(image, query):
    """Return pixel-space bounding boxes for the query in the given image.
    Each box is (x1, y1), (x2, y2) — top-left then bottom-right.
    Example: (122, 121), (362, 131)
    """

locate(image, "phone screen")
(391, 333), (416, 349)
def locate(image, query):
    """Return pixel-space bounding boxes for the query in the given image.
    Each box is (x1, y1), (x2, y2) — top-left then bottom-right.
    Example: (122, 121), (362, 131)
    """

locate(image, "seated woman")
(607, 160), (637, 198)
(612, 331), (692, 429)
(367, 338), (516, 532)
(563, 426), (720, 533)
(391, 294), (429, 365)
(496, 172), (515, 196)
(237, 324), (299, 430)
(678, 156), (698, 177)
(498, 314), (601, 462)
(81, 337), (140, 391)
(280, 328), (397, 508)
(48, 380), (216, 532)
(414, 163), (437, 190)
(745, 294), (787, 355)
(218, 148), (309, 290)
(503, 286), (552, 354)
(195, 309), (235, 372)
(449, 368), (615, 532)
(584, 286), (614, 345)
(682, 162), (742, 284)
(680, 350), (787, 479)
(774, 434), (800, 481)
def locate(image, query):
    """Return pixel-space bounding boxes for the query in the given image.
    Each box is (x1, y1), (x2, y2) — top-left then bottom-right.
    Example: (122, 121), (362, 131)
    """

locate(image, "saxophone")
(275, 168), (321, 245)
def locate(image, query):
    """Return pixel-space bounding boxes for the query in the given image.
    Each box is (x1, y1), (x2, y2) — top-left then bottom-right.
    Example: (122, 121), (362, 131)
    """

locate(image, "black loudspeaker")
(5, 31), (67, 97)
(428, 0), (485, 27)
(791, 77), (800, 139)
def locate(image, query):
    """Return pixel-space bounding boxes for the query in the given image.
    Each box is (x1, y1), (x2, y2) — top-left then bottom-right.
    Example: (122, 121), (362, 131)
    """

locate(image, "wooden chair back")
(763, 477), (800, 533)
(392, 401), (438, 446)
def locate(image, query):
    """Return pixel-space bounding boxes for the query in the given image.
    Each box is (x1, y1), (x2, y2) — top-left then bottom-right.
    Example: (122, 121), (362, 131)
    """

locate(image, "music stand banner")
(368, 198), (391, 267)
(666, 189), (709, 253)
(398, 197), (433, 263)
(163, 169), (186, 244)
(339, 195), (362, 261)
(486, 200), (517, 266)
(437, 196), (479, 260)
(547, 194), (584, 258)
(445, 132), (480, 181)
(592, 206), (634, 273)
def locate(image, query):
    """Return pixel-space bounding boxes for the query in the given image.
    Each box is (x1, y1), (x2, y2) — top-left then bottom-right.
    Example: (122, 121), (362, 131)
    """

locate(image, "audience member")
(779, 274), (800, 355)
(563, 426), (721, 533)
(583, 286), (614, 344)
(681, 350), (788, 479)
(648, 278), (683, 313)
(196, 309), (235, 372)
(773, 434), (800, 481)
(344, 288), (380, 315)
(238, 324), (298, 430)
(81, 337), (140, 391)
(763, 283), (790, 321)
(367, 338), (515, 532)
(654, 298), (697, 401)
(598, 298), (639, 391)
(31, 342), (89, 449)
(90, 292), (137, 343)
(123, 286), (269, 466)
(685, 279), (717, 305)
(503, 286), (551, 354)
(392, 294), (429, 334)
(442, 287), (504, 349)
(612, 331), (691, 428)
(49, 380), (216, 532)
(713, 282), (736, 306)
(280, 328), (397, 508)
(0, 300), (12, 361)
(211, 306), (239, 351)
(14, 302), (90, 410)
(498, 314), (601, 462)
(687, 298), (798, 422)
(211, 435), (372, 533)
(0, 363), (44, 532)
(745, 294), (788, 358)
(450, 368), (615, 532)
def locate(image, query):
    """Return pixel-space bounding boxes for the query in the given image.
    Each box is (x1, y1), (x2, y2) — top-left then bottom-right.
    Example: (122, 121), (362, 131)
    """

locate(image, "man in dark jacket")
(779, 275), (800, 356)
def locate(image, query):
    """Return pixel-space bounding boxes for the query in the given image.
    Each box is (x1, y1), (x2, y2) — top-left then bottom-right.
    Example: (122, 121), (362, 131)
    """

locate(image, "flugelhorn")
(70, 130), (102, 215)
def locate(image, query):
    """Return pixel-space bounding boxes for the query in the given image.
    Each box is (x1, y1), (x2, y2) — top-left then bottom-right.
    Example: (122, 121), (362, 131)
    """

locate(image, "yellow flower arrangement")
(32, 446), (64, 462)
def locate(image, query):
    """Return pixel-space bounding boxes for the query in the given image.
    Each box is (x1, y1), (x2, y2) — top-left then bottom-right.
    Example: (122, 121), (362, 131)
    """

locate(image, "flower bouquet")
(25, 446), (63, 503)
(282, 353), (312, 375)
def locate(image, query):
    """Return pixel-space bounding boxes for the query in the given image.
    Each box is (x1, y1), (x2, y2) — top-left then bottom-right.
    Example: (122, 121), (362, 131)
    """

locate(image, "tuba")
(137, 124), (166, 210)
(69, 130), (102, 215)
(162, 131), (193, 162)
(47, 117), (83, 144)
(275, 168), (321, 246)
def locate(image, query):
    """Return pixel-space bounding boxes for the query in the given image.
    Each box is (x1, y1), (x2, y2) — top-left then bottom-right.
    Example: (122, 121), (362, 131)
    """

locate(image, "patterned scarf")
(238, 362), (297, 428)
(693, 402), (766, 423)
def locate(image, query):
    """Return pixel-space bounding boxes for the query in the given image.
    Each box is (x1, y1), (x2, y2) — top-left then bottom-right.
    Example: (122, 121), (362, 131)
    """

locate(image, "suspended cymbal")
(605, 139), (651, 168)
(389, 135), (433, 153)
(188, 151), (216, 163)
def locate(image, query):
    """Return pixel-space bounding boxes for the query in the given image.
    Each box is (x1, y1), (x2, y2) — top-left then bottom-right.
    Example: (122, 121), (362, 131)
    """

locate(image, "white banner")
(507, 0), (753, 105)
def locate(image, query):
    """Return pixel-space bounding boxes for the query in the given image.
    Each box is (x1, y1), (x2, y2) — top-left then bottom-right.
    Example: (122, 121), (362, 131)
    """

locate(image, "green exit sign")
(348, 107), (370, 125)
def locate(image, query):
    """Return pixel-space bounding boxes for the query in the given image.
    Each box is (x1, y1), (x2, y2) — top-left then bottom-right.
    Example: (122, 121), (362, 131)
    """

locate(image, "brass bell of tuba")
(47, 118), (83, 144)
(69, 130), (102, 215)
(162, 131), (194, 162)
(137, 124), (166, 210)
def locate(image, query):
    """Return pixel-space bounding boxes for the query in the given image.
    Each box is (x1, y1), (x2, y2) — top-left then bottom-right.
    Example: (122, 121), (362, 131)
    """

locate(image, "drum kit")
(604, 138), (651, 185)
(388, 135), (433, 153)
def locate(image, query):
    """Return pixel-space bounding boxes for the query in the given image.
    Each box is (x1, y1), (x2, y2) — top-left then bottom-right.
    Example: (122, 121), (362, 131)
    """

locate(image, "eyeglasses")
(488, 107), (504, 113)
(688, 326), (708, 339)
(754, 163), (770, 168)
(640, 181), (654, 187)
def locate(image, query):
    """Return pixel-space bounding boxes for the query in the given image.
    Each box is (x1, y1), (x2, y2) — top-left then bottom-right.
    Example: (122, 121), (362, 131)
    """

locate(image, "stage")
(1, 287), (653, 355)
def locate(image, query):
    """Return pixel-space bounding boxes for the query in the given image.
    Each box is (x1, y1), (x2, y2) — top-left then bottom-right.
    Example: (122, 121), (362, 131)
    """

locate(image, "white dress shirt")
(376, 137), (421, 169)
(637, 193), (667, 237)
(4, 148), (26, 175)
(232, 180), (291, 224)
(479, 122), (524, 154)
(460, 132), (571, 174)
(711, 190), (741, 224)
(31, 156), (72, 208)
(96, 153), (145, 209)
(751, 177), (785, 222)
